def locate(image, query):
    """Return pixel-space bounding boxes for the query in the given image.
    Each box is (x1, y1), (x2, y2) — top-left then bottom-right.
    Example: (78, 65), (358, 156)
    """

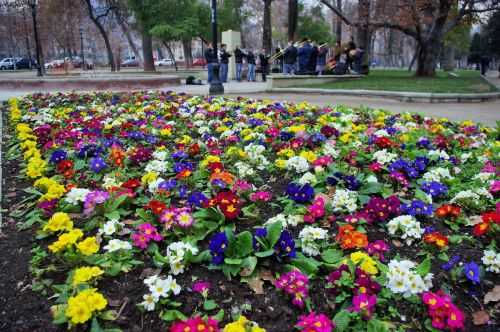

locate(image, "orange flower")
(210, 171), (235, 185)
(110, 146), (126, 167)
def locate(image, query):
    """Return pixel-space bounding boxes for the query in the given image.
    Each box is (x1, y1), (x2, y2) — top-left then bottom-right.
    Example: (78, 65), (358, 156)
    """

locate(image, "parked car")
(15, 58), (36, 69)
(192, 58), (207, 67)
(121, 59), (139, 67)
(0, 58), (16, 70)
(154, 58), (174, 66)
(44, 59), (65, 69)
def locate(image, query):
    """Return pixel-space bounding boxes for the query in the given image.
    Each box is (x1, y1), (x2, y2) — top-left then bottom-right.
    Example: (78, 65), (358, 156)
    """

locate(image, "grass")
(300, 69), (498, 93)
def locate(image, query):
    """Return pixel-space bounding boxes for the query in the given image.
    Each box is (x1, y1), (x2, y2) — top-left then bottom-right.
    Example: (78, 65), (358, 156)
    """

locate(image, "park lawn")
(300, 69), (498, 93)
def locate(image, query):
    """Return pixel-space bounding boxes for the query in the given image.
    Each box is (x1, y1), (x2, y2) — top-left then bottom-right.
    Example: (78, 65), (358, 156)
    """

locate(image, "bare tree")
(287, 0), (298, 41)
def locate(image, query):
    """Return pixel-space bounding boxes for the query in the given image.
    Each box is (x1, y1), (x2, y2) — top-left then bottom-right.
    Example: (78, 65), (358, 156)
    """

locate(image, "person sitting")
(297, 38), (312, 74)
(316, 43), (328, 75)
(283, 41), (298, 75)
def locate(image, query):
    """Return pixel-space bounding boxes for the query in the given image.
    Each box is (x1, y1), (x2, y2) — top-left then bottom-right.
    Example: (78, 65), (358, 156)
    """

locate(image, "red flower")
(121, 178), (141, 190)
(208, 162), (224, 174)
(482, 211), (500, 224)
(473, 222), (490, 236)
(146, 200), (167, 216)
(214, 191), (241, 220)
(375, 136), (393, 148)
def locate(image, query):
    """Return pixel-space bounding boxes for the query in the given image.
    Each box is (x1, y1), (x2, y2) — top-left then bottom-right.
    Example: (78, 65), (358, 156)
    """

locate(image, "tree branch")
(319, 0), (352, 26)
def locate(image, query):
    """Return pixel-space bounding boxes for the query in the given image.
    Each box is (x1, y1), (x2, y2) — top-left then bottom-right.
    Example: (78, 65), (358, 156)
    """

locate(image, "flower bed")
(6, 91), (499, 332)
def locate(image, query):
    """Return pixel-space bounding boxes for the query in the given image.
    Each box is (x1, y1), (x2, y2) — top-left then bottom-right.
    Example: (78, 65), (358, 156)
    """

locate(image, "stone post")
(221, 30), (241, 81)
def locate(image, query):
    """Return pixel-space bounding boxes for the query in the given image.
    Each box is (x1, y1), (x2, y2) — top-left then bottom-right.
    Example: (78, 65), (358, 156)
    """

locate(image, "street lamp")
(79, 28), (85, 70)
(29, 0), (43, 77)
(209, 0), (224, 95)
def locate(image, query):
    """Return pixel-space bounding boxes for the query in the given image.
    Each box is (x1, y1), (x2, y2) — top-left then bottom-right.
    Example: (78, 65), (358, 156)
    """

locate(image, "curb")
(267, 88), (500, 103)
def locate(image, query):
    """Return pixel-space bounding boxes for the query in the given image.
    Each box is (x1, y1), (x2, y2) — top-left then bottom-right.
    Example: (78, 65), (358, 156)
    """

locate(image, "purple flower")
(402, 200), (433, 216)
(188, 191), (208, 207)
(89, 157), (107, 173)
(49, 150), (67, 163)
(158, 179), (177, 191)
(441, 255), (461, 271)
(421, 181), (448, 197)
(463, 261), (480, 285)
(275, 230), (296, 258)
(286, 183), (314, 203)
(209, 232), (228, 265)
(84, 190), (109, 214)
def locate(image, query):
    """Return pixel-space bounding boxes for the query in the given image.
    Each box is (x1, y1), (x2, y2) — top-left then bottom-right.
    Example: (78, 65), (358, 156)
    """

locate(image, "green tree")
(469, 32), (484, 65)
(297, 4), (334, 44)
(483, 10), (500, 58)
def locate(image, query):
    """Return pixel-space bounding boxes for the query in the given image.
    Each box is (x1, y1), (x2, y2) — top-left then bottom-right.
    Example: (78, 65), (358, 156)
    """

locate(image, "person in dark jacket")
(219, 44), (231, 82)
(297, 38), (312, 74)
(234, 46), (245, 81)
(204, 43), (218, 83)
(316, 43), (328, 75)
(259, 49), (271, 82)
(246, 50), (256, 82)
(480, 55), (490, 76)
(274, 47), (284, 73)
(307, 41), (319, 74)
(283, 41), (298, 75)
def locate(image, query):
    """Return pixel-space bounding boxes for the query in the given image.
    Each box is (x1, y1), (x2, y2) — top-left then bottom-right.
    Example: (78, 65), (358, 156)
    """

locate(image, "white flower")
(65, 188), (90, 205)
(145, 159), (168, 173)
(140, 293), (158, 311)
(428, 149), (450, 160)
(372, 149), (397, 165)
(100, 219), (123, 236)
(450, 188), (493, 204)
(322, 141), (339, 159)
(165, 275), (181, 295)
(286, 156), (310, 173)
(166, 241), (198, 275)
(298, 172), (317, 185)
(366, 175), (378, 183)
(299, 226), (328, 256)
(374, 129), (390, 137)
(234, 161), (255, 178)
(482, 250), (500, 273)
(387, 215), (423, 245)
(103, 239), (132, 252)
(148, 177), (165, 193)
(386, 259), (432, 297)
(152, 150), (168, 161)
(265, 214), (302, 227)
(331, 189), (358, 213)
(473, 172), (494, 182)
(422, 167), (453, 182)
(150, 278), (170, 298)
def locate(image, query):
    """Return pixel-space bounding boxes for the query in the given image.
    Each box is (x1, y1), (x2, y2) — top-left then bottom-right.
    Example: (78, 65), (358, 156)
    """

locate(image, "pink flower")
(312, 155), (333, 167)
(303, 196), (326, 223)
(296, 312), (334, 332)
(489, 180), (500, 194)
(351, 293), (377, 319)
(421, 291), (464, 331)
(367, 240), (389, 261)
(369, 162), (382, 172)
(175, 211), (194, 228)
(170, 316), (219, 332)
(138, 223), (162, 241)
(192, 281), (211, 296)
(249, 191), (273, 202)
(232, 179), (252, 193)
(275, 270), (309, 308)
(481, 160), (496, 173)
(131, 233), (149, 249)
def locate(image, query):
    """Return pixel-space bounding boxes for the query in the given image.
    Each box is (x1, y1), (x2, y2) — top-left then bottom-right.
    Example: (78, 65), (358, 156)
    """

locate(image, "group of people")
(203, 37), (365, 83)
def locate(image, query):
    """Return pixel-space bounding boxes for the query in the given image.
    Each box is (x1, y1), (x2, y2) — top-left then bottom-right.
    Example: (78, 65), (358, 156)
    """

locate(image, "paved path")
(1, 75), (499, 126)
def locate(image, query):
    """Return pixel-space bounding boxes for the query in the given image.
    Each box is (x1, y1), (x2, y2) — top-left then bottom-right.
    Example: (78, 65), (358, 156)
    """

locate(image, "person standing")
(308, 41), (319, 74)
(316, 43), (328, 75)
(204, 43), (218, 83)
(234, 46), (245, 82)
(259, 49), (271, 82)
(297, 38), (312, 74)
(480, 55), (490, 76)
(274, 47), (284, 73)
(246, 50), (256, 82)
(219, 44), (231, 83)
(283, 41), (298, 75)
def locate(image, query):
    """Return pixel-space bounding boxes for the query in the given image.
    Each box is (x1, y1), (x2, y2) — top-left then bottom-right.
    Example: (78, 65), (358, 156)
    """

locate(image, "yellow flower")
(65, 299), (92, 324)
(223, 316), (266, 332)
(201, 155), (221, 167)
(300, 151), (317, 163)
(43, 212), (73, 233)
(339, 132), (353, 144)
(160, 128), (172, 136)
(277, 148), (295, 158)
(48, 229), (84, 253)
(288, 124), (306, 133)
(77, 237), (99, 256)
(350, 251), (378, 275)
(72, 266), (104, 286)
(141, 171), (158, 185)
(26, 157), (47, 178)
(275, 159), (287, 169)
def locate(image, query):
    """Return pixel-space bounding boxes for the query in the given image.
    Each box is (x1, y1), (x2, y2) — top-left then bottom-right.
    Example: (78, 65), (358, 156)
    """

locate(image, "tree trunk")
(163, 42), (178, 72)
(416, 40), (441, 77)
(287, 0), (298, 41)
(84, 0), (115, 71)
(182, 40), (193, 68)
(115, 11), (142, 62)
(262, 0), (273, 53)
(142, 30), (155, 72)
(356, 0), (371, 73)
(335, 0), (342, 42)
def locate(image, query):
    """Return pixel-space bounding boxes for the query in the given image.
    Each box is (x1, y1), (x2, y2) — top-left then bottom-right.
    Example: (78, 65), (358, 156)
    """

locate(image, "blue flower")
(421, 181), (448, 197)
(77, 144), (103, 158)
(209, 232), (228, 265)
(343, 175), (361, 191)
(253, 228), (268, 250)
(441, 255), (461, 271)
(49, 150), (67, 164)
(416, 137), (431, 149)
(89, 157), (107, 173)
(286, 183), (314, 203)
(274, 230), (296, 258)
(188, 191), (208, 207)
(171, 150), (188, 160)
(280, 131), (294, 141)
(402, 200), (433, 216)
(463, 261), (480, 284)
(158, 179), (177, 191)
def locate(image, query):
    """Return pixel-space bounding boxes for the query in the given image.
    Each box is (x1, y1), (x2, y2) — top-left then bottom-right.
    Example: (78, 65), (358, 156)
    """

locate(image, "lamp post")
(209, 0), (224, 95)
(79, 27), (85, 70)
(29, 0), (43, 77)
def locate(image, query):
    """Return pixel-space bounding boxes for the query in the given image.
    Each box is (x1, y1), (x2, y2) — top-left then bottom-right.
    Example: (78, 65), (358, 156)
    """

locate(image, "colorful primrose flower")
(131, 223), (162, 249)
(296, 312), (334, 332)
(275, 270), (309, 308)
(170, 316), (220, 332)
(422, 291), (464, 331)
(462, 261), (480, 285)
(286, 183), (314, 203)
(350, 293), (377, 319)
(209, 232), (228, 265)
(274, 230), (296, 258)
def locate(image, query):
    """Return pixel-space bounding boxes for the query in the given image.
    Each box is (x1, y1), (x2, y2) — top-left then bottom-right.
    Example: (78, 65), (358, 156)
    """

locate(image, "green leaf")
(90, 318), (104, 332)
(161, 310), (187, 322)
(367, 319), (389, 332)
(321, 249), (343, 264)
(333, 310), (351, 332)
(266, 222), (282, 247)
(255, 249), (275, 258)
(240, 256), (257, 277)
(213, 309), (225, 321)
(416, 257), (431, 276)
(291, 255), (321, 276)
(203, 299), (218, 311)
(105, 211), (120, 221)
(224, 258), (243, 265)
(360, 182), (382, 194)
(235, 231), (254, 258)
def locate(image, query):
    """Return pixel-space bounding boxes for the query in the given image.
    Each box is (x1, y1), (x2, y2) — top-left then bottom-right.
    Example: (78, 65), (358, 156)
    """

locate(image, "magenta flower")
(312, 155), (333, 167)
(83, 190), (110, 215)
(303, 196), (325, 223)
(249, 191), (273, 202)
(367, 240), (390, 261)
(351, 293), (377, 319)
(232, 179), (252, 193)
(192, 280), (211, 297)
(275, 270), (309, 308)
(296, 312), (334, 332)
